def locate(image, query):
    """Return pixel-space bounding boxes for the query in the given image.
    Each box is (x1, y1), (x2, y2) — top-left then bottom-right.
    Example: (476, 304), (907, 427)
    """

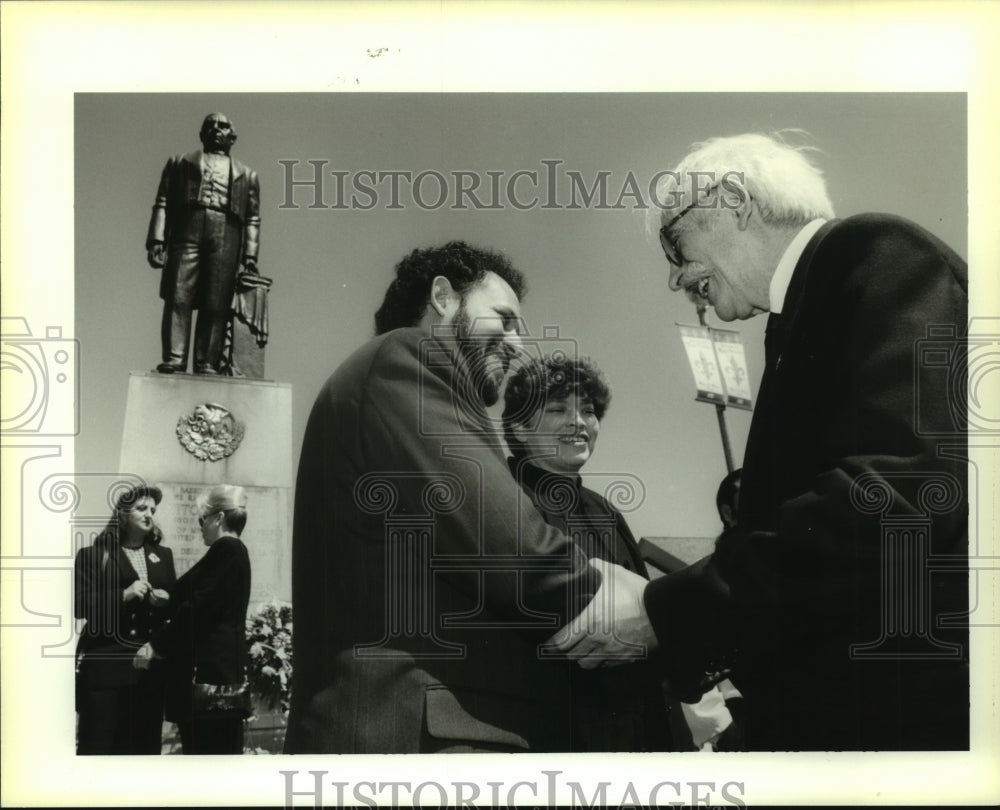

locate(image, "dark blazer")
(152, 536), (251, 721)
(285, 328), (601, 753)
(74, 539), (176, 688)
(510, 460), (672, 752)
(146, 149), (261, 272)
(644, 214), (969, 750)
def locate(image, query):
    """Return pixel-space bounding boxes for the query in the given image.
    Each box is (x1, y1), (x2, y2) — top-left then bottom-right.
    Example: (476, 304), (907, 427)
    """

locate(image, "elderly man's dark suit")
(645, 214), (969, 750)
(146, 150), (260, 371)
(284, 328), (600, 753)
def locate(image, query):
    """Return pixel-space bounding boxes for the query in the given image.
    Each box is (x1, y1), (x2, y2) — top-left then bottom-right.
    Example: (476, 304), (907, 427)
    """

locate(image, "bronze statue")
(145, 113), (261, 375)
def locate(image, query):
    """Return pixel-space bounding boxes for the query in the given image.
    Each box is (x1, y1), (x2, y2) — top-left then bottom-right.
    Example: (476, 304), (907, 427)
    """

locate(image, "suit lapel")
(774, 220), (837, 360)
(764, 312), (785, 369)
(762, 219), (839, 372)
(116, 545), (139, 584)
(143, 544), (166, 588)
(740, 220), (840, 526)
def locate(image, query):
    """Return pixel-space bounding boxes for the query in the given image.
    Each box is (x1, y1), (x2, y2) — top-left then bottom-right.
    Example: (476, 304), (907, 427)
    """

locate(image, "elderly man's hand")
(545, 558), (659, 669)
(123, 580), (150, 603)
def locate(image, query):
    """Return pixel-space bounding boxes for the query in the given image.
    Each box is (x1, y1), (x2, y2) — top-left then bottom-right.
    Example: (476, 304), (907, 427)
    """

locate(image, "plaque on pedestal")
(119, 372), (292, 605)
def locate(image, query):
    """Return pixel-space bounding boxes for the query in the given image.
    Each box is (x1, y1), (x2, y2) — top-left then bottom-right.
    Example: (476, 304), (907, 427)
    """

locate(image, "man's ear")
(735, 186), (753, 231)
(720, 503), (734, 528)
(429, 275), (459, 318)
(720, 175), (753, 231)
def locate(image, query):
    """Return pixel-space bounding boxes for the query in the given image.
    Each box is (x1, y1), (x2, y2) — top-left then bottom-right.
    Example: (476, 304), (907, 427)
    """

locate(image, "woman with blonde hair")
(137, 484), (252, 754)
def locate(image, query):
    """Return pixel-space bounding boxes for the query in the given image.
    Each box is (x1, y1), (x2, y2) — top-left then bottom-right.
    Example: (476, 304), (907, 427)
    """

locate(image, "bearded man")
(285, 241), (640, 753)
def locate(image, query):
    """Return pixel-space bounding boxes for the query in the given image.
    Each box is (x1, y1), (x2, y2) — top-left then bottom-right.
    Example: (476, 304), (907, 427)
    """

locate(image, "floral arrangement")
(245, 599), (293, 718)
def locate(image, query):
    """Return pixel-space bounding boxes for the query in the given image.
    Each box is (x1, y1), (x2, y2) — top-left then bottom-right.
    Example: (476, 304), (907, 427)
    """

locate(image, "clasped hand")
(148, 588), (170, 607)
(545, 558), (659, 669)
(123, 581), (169, 606)
(123, 580), (150, 602)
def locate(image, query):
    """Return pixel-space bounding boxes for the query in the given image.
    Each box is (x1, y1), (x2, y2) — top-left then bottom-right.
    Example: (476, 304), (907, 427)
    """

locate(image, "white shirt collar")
(769, 219), (827, 314)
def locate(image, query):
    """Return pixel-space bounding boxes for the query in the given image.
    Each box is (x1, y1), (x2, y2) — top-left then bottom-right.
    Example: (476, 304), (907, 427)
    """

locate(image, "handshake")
(546, 558), (659, 669)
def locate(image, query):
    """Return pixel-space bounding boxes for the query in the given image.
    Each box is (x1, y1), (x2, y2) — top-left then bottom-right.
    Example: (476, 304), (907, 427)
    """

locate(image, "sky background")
(76, 92), (967, 542)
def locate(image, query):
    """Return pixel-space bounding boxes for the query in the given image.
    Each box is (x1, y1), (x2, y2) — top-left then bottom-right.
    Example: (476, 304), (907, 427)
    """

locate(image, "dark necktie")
(764, 312), (785, 369)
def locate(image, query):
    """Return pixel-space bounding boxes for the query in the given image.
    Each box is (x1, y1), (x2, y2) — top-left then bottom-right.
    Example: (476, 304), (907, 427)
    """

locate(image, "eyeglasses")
(658, 202), (697, 267)
(198, 509), (225, 527)
(658, 183), (728, 267)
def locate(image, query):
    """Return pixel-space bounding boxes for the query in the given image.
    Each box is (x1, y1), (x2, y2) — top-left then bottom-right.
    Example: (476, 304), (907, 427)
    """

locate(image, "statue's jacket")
(145, 149), (261, 265)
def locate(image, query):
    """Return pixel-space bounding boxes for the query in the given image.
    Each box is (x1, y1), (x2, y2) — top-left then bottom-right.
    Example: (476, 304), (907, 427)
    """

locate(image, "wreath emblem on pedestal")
(176, 402), (245, 461)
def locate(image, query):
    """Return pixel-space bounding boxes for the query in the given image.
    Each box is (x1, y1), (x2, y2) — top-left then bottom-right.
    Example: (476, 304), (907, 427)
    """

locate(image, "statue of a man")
(145, 113), (261, 375)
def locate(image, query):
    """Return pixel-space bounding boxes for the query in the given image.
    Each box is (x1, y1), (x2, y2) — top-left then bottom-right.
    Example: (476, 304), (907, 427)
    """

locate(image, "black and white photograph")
(2, 2), (998, 807)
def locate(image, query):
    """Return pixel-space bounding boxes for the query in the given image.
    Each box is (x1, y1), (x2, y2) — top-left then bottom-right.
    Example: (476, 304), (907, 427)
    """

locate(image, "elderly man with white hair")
(553, 132), (969, 751)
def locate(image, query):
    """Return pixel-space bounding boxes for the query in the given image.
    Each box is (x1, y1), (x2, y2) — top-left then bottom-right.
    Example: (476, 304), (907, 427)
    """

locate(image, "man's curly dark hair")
(501, 354), (612, 458)
(374, 241), (527, 335)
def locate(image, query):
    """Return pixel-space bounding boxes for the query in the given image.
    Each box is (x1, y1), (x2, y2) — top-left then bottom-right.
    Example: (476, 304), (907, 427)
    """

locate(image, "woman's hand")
(123, 580), (150, 603)
(148, 588), (170, 607)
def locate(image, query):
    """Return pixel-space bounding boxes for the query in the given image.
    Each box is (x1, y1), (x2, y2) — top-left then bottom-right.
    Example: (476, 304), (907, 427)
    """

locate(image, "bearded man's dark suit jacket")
(284, 328), (601, 753)
(645, 214), (969, 751)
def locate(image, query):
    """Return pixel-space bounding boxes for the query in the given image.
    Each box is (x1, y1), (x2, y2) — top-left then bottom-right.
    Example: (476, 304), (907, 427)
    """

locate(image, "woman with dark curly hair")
(74, 483), (176, 754)
(502, 354), (674, 751)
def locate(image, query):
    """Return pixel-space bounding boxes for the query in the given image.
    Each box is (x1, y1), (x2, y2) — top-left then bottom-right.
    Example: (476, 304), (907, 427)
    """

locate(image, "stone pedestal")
(119, 372), (292, 606)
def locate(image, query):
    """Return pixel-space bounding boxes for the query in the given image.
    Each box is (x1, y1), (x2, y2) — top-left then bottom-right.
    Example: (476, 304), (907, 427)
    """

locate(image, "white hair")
(198, 484), (248, 534)
(650, 131), (835, 232)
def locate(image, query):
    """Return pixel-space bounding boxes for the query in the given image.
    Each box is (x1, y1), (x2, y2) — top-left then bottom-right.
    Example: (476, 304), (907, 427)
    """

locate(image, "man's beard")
(452, 303), (510, 407)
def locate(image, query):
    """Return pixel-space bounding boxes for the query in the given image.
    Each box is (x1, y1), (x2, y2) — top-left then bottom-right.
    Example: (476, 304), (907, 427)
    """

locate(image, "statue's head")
(200, 112), (237, 155)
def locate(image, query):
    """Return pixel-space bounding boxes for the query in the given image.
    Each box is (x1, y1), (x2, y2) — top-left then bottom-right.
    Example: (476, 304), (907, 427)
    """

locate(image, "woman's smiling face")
(514, 392), (600, 474)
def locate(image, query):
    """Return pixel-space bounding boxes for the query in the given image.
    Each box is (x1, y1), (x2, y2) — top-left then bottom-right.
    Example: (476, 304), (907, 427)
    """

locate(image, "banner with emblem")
(711, 328), (753, 410)
(676, 324), (753, 411)
(677, 324), (726, 406)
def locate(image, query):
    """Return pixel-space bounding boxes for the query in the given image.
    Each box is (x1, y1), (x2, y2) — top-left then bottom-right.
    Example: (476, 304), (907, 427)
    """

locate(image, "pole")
(697, 303), (735, 473)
